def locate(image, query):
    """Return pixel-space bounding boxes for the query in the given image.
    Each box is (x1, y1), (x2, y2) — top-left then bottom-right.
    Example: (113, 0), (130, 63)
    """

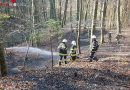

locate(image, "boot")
(89, 59), (92, 62)
(65, 60), (67, 64)
(89, 57), (92, 62)
(93, 57), (98, 61)
(59, 60), (61, 65)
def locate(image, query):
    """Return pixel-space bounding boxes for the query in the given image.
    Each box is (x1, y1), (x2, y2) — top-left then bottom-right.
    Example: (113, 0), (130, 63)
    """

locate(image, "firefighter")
(57, 39), (68, 65)
(116, 34), (120, 44)
(70, 41), (77, 61)
(89, 35), (99, 62)
(108, 32), (112, 43)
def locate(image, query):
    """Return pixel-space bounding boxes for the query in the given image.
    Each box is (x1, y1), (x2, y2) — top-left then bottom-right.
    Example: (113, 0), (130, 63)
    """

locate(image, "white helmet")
(71, 41), (76, 45)
(62, 39), (67, 43)
(92, 35), (96, 39)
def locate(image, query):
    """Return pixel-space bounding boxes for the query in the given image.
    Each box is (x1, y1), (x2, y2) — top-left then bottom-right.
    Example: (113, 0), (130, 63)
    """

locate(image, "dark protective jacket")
(58, 42), (67, 56)
(92, 39), (99, 51)
(70, 45), (77, 56)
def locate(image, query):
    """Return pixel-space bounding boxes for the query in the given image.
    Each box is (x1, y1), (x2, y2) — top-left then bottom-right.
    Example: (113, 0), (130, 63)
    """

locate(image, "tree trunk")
(76, 0), (80, 42)
(107, 2), (114, 30)
(117, 0), (121, 34)
(0, 42), (7, 77)
(70, 0), (73, 31)
(77, 0), (80, 21)
(77, 0), (83, 54)
(58, 0), (62, 23)
(90, 0), (98, 49)
(31, 0), (35, 46)
(100, 1), (107, 44)
(61, 0), (68, 27)
(121, 0), (128, 28)
(49, 0), (57, 20)
(43, 0), (48, 21)
(34, 0), (40, 23)
(112, 3), (116, 28)
(84, 0), (90, 30)
(91, 0), (98, 36)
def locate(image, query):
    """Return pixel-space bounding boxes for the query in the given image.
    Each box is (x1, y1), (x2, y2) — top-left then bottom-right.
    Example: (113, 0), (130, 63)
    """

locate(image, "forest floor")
(0, 29), (130, 90)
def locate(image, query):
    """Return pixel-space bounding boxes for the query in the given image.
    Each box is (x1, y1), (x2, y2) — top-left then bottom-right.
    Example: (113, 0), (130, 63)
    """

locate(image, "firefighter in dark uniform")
(58, 39), (68, 65)
(116, 34), (120, 44)
(70, 41), (77, 61)
(89, 35), (99, 62)
(108, 32), (112, 43)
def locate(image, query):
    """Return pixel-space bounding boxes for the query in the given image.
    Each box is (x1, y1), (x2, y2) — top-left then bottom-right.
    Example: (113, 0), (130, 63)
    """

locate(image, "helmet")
(62, 39), (67, 43)
(92, 35), (96, 39)
(71, 41), (76, 45)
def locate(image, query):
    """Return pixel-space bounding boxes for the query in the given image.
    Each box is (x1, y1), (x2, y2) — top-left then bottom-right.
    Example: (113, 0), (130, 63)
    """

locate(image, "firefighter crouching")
(57, 39), (68, 65)
(70, 41), (77, 61)
(89, 35), (99, 62)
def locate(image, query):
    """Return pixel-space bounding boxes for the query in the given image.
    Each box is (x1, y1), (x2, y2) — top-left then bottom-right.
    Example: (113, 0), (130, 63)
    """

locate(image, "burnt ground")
(0, 30), (130, 90)
(2, 57), (129, 90)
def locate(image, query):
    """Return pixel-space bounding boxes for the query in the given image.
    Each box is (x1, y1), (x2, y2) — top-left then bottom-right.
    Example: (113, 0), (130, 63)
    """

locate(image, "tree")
(77, 0), (83, 54)
(121, 0), (129, 28)
(42, 0), (48, 21)
(47, 19), (61, 44)
(49, 0), (57, 20)
(116, 0), (121, 34)
(90, 0), (98, 49)
(84, 0), (90, 30)
(77, 0), (80, 21)
(100, 1), (107, 44)
(61, 0), (68, 27)
(70, 0), (73, 31)
(84, 0), (90, 37)
(0, 42), (7, 77)
(58, 0), (62, 23)
(31, 0), (35, 46)
(91, 0), (98, 36)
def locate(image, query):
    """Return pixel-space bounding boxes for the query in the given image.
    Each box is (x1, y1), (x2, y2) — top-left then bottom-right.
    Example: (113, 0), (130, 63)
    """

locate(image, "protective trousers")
(89, 49), (97, 62)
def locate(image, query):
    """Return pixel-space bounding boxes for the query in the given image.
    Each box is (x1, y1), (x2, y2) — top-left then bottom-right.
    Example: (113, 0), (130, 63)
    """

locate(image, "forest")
(0, 0), (130, 89)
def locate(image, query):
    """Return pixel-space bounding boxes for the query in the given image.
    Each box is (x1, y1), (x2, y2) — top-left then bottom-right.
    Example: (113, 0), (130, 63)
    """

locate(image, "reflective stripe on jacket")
(59, 53), (68, 56)
(70, 45), (77, 56)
